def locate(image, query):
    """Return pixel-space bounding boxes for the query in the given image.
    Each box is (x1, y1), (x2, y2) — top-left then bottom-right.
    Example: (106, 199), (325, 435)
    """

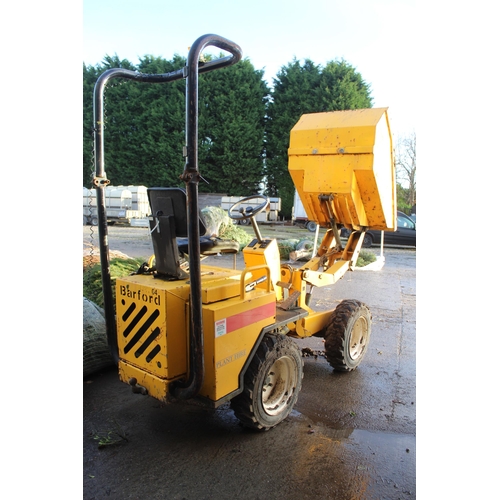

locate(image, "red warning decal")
(215, 301), (275, 338)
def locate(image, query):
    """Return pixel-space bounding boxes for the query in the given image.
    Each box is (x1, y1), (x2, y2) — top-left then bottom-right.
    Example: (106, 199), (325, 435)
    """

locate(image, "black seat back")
(147, 188), (206, 279)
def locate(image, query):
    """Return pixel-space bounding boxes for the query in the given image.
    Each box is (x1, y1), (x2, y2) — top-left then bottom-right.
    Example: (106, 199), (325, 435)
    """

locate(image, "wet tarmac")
(83, 227), (416, 499)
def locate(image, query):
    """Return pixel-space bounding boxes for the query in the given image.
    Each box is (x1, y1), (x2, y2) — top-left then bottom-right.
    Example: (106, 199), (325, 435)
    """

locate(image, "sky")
(83, 0), (417, 139)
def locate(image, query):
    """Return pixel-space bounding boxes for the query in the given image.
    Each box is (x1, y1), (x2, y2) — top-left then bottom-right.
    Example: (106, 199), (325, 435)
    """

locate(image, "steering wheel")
(228, 195), (269, 221)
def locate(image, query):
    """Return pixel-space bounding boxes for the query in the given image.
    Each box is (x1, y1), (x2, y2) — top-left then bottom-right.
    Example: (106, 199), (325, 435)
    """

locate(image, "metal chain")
(86, 78), (128, 265)
(88, 78), (109, 262)
(87, 80), (117, 263)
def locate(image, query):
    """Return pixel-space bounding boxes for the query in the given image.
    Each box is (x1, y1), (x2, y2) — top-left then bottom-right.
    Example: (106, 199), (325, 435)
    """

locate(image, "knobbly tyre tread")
(324, 299), (372, 372)
(230, 334), (304, 431)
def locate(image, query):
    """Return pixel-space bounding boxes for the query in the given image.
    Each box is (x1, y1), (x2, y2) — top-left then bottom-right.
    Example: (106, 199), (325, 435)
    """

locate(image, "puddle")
(288, 409), (416, 498)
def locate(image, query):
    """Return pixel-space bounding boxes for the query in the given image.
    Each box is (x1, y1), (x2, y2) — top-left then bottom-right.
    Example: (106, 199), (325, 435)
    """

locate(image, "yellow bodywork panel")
(243, 238), (283, 300)
(302, 260), (350, 287)
(294, 309), (333, 338)
(200, 291), (276, 401)
(116, 275), (189, 381)
(199, 265), (244, 304)
(118, 362), (171, 402)
(289, 108), (396, 231)
(115, 266), (276, 405)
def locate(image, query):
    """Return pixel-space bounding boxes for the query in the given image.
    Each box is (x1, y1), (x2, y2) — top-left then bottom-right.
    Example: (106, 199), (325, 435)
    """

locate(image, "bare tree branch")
(395, 131), (416, 208)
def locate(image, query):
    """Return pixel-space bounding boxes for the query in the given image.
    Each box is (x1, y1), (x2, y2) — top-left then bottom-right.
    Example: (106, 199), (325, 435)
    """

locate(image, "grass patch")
(83, 257), (145, 308)
(356, 250), (377, 267)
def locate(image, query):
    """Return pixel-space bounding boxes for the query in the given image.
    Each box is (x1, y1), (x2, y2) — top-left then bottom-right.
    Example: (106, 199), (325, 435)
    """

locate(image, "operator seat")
(147, 188), (239, 280)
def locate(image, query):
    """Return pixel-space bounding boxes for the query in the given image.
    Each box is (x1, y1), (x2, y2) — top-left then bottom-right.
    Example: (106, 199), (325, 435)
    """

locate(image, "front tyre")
(231, 334), (303, 431)
(324, 300), (372, 372)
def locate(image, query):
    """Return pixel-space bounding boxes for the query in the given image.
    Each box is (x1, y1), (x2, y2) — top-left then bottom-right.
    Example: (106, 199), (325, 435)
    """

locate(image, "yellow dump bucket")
(288, 108), (396, 231)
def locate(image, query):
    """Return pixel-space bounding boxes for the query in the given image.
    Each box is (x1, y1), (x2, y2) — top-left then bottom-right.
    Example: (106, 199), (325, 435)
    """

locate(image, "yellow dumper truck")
(92, 34), (396, 430)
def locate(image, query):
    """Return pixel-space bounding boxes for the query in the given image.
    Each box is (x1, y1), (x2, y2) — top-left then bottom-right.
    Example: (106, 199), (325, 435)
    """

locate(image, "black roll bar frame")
(92, 34), (242, 399)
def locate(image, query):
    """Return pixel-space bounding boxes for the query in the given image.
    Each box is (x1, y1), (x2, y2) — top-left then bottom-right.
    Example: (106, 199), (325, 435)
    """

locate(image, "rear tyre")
(362, 234), (373, 248)
(231, 334), (303, 431)
(306, 221), (317, 232)
(324, 300), (372, 372)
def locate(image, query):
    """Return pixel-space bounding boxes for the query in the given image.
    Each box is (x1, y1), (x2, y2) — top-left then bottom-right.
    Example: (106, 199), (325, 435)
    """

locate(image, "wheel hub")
(262, 356), (297, 416)
(349, 316), (368, 360)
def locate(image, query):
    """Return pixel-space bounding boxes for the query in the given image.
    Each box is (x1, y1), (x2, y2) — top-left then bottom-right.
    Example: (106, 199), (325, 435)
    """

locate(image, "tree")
(132, 54), (187, 187)
(395, 131), (417, 211)
(83, 55), (269, 193)
(198, 57), (270, 195)
(265, 59), (322, 217)
(83, 55), (139, 187)
(265, 58), (373, 218)
(317, 59), (373, 111)
(83, 53), (373, 219)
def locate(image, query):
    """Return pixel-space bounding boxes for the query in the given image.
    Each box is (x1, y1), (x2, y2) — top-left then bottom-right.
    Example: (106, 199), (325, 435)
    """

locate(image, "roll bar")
(92, 34), (242, 399)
